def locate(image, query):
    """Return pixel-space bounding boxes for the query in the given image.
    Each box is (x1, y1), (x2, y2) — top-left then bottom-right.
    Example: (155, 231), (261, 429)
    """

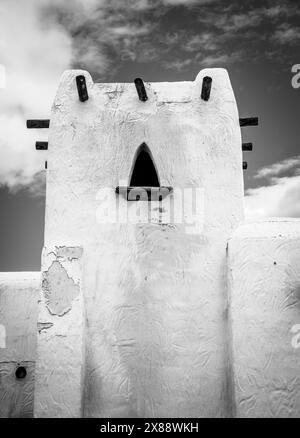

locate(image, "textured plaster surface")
(0, 272), (40, 417)
(42, 260), (80, 316)
(1, 73), (299, 419)
(43, 68), (244, 417)
(228, 219), (300, 418)
(34, 246), (85, 418)
(0, 361), (35, 418)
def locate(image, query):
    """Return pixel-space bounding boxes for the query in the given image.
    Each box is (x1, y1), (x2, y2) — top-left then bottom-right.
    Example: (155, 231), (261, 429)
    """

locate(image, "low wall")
(0, 272), (40, 418)
(228, 219), (300, 418)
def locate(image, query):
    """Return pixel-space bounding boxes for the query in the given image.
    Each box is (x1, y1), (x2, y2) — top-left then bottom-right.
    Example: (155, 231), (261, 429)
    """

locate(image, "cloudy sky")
(0, 0), (299, 270)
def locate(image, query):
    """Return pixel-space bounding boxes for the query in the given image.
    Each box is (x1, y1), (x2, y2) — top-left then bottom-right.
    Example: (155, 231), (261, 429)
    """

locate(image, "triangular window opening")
(130, 144), (160, 187)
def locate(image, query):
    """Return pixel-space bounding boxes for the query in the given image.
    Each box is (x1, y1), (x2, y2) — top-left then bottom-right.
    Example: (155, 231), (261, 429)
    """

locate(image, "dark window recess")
(130, 146), (159, 187)
(116, 143), (172, 201)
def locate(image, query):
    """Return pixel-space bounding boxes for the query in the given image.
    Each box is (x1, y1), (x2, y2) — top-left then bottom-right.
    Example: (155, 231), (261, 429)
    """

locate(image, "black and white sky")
(0, 0), (299, 270)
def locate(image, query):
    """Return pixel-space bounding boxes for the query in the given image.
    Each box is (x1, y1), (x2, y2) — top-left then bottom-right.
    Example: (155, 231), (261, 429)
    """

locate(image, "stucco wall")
(228, 219), (300, 417)
(34, 246), (85, 418)
(0, 272), (39, 417)
(39, 68), (244, 417)
(2, 71), (300, 419)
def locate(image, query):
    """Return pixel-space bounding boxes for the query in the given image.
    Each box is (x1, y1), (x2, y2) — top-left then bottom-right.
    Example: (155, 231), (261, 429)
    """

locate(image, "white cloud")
(0, 0), (72, 113)
(254, 155), (300, 179)
(197, 4), (300, 46)
(0, 0), (72, 192)
(184, 33), (217, 52)
(245, 156), (300, 219)
(163, 58), (192, 71)
(263, 4), (300, 18)
(162, 0), (212, 5)
(109, 24), (153, 37)
(273, 24), (300, 45)
(215, 12), (262, 32)
(245, 175), (300, 219)
(201, 52), (239, 67)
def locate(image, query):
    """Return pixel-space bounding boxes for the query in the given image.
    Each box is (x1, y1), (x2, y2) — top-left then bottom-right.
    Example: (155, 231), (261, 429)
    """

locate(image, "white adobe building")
(0, 68), (300, 418)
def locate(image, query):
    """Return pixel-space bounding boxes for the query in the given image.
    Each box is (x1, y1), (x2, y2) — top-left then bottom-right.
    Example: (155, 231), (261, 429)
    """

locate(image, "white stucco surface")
(34, 246), (85, 418)
(2, 71), (299, 419)
(39, 68), (244, 417)
(228, 219), (300, 417)
(0, 272), (40, 417)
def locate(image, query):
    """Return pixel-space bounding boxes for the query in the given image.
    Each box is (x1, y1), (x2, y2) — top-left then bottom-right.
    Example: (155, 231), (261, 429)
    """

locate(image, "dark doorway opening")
(130, 144), (159, 187)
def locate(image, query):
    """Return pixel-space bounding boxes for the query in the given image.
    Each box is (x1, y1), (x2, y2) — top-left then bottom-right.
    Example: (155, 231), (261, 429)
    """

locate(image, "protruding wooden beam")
(239, 117), (258, 127)
(134, 78), (148, 102)
(201, 76), (212, 101)
(76, 75), (89, 102)
(36, 141), (48, 150)
(27, 120), (50, 129)
(243, 162), (248, 170)
(242, 142), (253, 151)
(116, 186), (172, 201)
